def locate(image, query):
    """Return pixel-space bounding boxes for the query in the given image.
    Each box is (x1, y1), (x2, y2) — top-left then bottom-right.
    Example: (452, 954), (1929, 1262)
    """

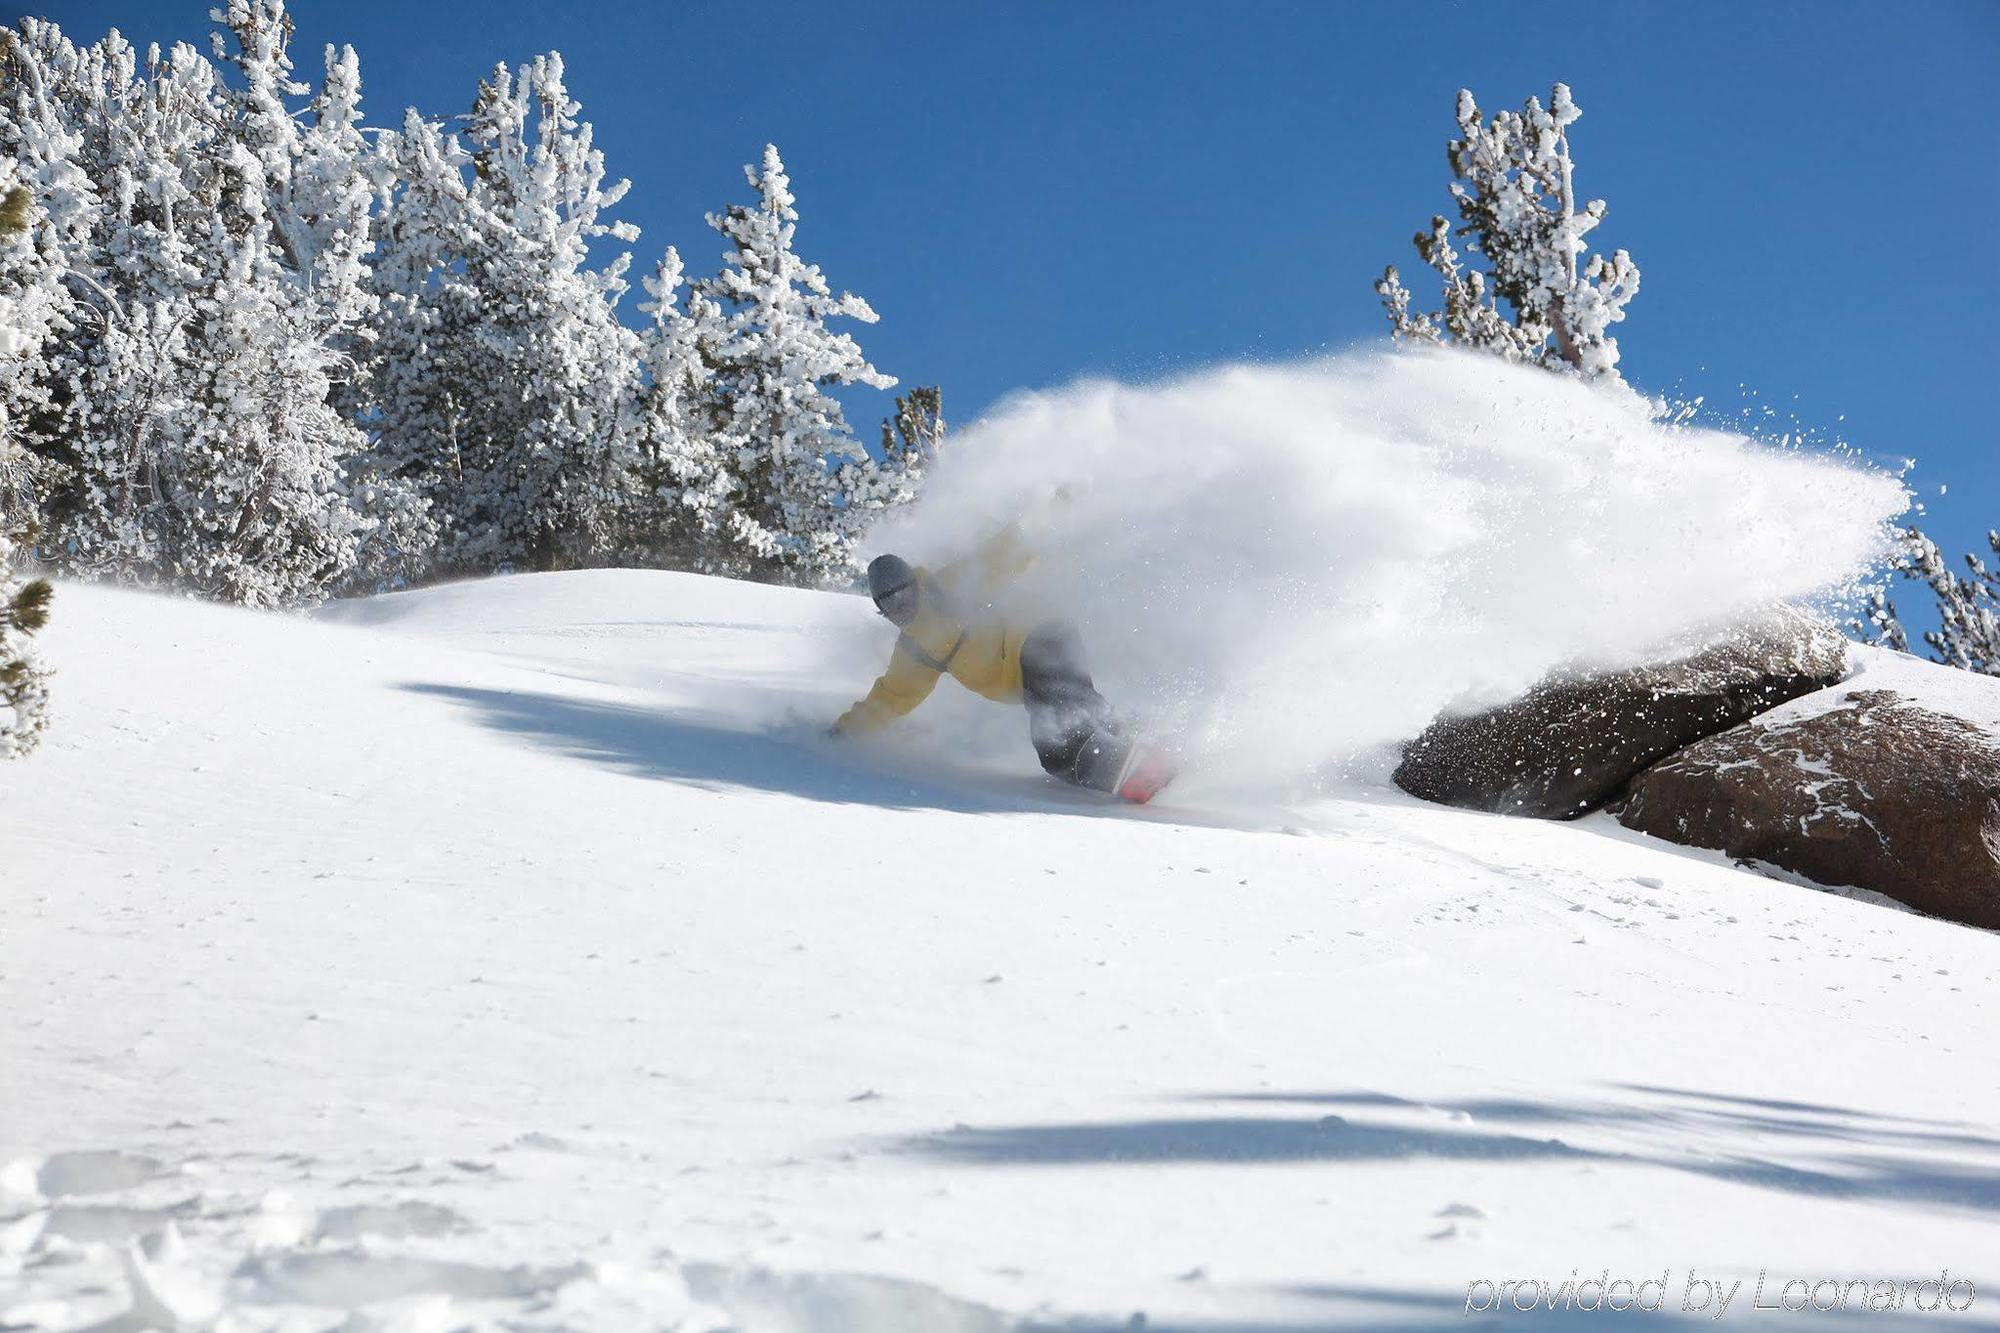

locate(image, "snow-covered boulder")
(1618, 654), (2000, 930)
(1394, 606), (1847, 818)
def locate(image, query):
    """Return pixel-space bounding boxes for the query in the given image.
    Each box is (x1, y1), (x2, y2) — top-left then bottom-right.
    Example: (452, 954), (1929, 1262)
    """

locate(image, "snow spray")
(863, 349), (1908, 795)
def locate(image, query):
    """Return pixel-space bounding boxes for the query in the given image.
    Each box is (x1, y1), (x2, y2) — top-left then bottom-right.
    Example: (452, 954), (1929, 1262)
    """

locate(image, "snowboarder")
(831, 528), (1175, 803)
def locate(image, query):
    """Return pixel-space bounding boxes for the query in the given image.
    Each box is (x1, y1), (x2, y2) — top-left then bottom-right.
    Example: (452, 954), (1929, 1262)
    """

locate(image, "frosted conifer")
(4, 9), (380, 604)
(0, 19), (101, 522)
(158, 0), (367, 604)
(0, 155), (53, 756)
(873, 385), (943, 511)
(619, 246), (735, 569)
(1860, 526), (2000, 676)
(1379, 85), (1639, 383)
(695, 144), (894, 585)
(370, 56), (638, 574)
(0, 524), (50, 757)
(1909, 529), (2000, 675)
(3, 27), (210, 583)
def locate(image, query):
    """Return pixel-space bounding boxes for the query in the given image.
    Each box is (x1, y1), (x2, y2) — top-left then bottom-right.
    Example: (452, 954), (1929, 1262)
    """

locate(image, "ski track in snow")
(4, 572), (1998, 1331)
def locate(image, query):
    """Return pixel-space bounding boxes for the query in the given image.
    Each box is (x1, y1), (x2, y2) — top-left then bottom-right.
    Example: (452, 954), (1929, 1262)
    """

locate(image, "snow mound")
(873, 350), (1908, 792)
(1779, 642), (2000, 742)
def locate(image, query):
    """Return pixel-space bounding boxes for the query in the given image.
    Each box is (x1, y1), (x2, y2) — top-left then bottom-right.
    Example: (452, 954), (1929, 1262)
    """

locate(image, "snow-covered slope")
(4, 572), (1996, 1331)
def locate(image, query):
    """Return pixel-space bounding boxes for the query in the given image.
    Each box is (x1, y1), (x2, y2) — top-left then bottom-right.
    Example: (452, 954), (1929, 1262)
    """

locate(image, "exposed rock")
(1394, 607), (1847, 818)
(1617, 689), (2000, 930)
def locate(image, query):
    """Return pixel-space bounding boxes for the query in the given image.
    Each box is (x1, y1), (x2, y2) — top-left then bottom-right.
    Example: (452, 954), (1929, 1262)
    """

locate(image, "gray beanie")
(867, 554), (915, 602)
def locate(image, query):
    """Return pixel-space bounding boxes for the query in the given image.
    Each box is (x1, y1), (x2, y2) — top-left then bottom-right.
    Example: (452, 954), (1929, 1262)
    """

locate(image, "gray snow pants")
(1019, 622), (1129, 792)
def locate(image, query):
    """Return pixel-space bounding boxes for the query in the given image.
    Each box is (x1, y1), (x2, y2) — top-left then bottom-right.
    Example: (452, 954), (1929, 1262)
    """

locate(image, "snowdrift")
(870, 350), (1908, 793)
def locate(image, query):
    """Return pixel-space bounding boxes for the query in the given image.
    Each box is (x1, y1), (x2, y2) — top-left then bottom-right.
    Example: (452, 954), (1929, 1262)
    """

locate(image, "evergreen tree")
(1867, 526), (2000, 676)
(0, 18), (103, 523)
(0, 520), (50, 757)
(0, 155), (54, 757)
(165, 185), (363, 606)
(619, 245), (733, 569)
(5, 27), (210, 584)
(370, 55), (638, 575)
(295, 40), (432, 591)
(694, 144), (894, 585)
(875, 385), (943, 510)
(1378, 85), (1639, 382)
(211, 0), (301, 210)
(151, 0), (367, 605)
(290, 41), (376, 331)
(3, 9), (381, 604)
(356, 105), (465, 582)
(1933, 535), (2000, 675)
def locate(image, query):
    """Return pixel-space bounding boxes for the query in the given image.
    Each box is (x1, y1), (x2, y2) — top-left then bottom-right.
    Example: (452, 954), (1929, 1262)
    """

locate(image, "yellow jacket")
(835, 527), (1038, 735)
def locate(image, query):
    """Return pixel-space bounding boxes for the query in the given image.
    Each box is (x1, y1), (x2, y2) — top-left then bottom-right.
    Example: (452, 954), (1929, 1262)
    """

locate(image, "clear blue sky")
(36, 0), (2000, 583)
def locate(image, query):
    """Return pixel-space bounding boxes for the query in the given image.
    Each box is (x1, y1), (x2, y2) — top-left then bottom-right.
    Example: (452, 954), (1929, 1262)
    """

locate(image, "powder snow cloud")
(864, 349), (1909, 794)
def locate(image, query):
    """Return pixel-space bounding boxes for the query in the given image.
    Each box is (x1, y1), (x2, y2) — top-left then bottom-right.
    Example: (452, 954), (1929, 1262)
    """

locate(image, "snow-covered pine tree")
(1894, 527), (2000, 674)
(695, 144), (894, 585)
(0, 519), (51, 757)
(874, 385), (943, 510)
(3, 10), (380, 605)
(1856, 525), (2000, 676)
(368, 55), (638, 576)
(290, 36), (432, 591)
(2, 26), (205, 584)
(1378, 85), (1640, 383)
(1934, 535), (2000, 675)
(141, 0), (368, 606)
(356, 105), (467, 583)
(0, 163), (37, 351)
(166, 194), (363, 606)
(289, 40), (375, 334)
(211, 0), (301, 215)
(0, 154), (54, 757)
(0, 19), (103, 525)
(618, 245), (735, 569)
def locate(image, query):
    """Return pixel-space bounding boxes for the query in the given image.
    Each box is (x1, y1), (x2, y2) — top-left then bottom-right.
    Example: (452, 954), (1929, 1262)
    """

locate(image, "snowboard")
(1075, 729), (1179, 804)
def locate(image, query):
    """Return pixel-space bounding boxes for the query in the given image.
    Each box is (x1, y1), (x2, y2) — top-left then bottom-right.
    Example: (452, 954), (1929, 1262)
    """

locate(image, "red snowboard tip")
(1117, 748), (1178, 804)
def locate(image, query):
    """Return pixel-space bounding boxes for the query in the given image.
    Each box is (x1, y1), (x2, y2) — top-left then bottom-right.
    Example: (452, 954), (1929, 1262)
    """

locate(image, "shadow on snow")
(895, 1083), (2000, 1217)
(399, 681), (1261, 830)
